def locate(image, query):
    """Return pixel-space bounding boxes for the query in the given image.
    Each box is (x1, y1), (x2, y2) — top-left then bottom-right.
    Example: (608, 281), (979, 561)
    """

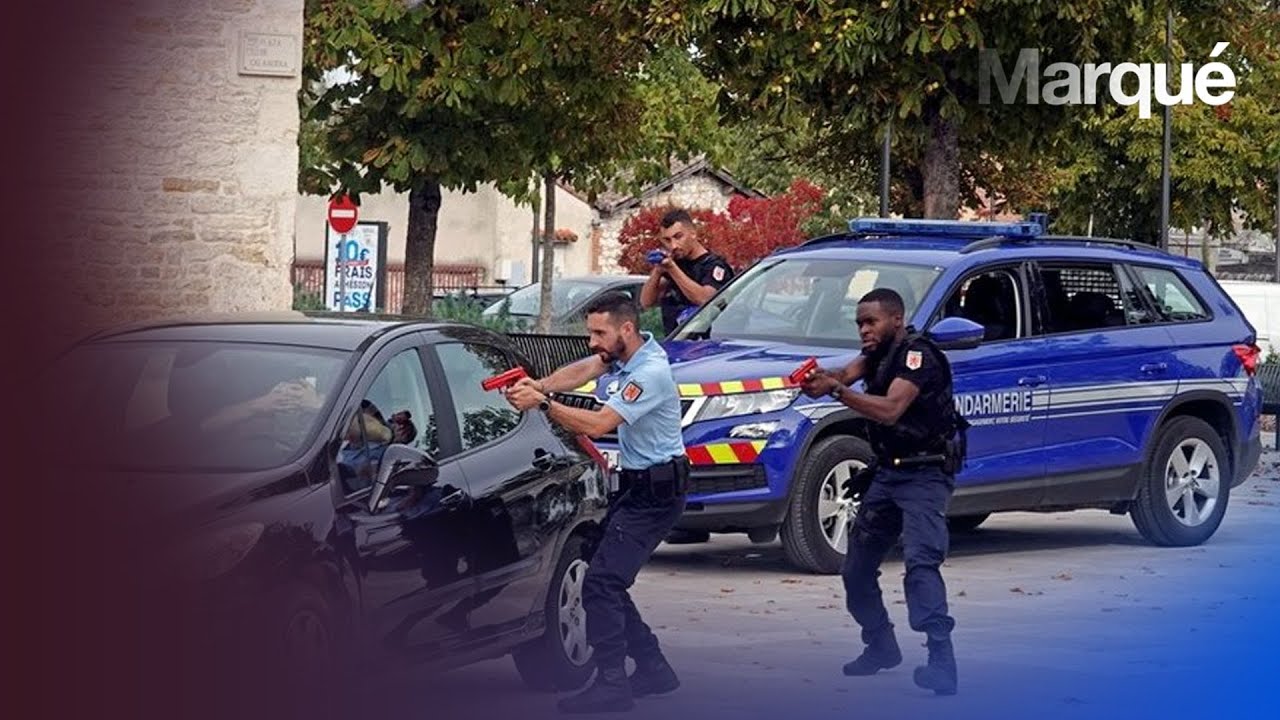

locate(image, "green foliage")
(641, 0), (1268, 220)
(1043, 6), (1280, 242)
(428, 294), (526, 333)
(292, 283), (326, 312)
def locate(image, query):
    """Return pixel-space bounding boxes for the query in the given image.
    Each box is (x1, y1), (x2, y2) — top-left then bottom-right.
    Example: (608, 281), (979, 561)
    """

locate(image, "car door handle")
(532, 449), (556, 471)
(1017, 375), (1047, 387)
(439, 488), (467, 508)
(1141, 362), (1168, 374)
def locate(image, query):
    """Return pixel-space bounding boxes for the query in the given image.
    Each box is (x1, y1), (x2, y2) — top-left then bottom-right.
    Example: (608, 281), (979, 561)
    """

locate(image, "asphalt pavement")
(373, 453), (1280, 720)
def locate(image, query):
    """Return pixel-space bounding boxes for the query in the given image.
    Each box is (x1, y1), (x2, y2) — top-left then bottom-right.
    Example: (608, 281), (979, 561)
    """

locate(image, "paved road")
(375, 456), (1280, 720)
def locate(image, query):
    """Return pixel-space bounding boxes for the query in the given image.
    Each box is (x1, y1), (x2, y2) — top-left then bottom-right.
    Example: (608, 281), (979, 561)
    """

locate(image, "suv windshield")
(52, 340), (349, 472)
(484, 280), (602, 318)
(673, 257), (941, 348)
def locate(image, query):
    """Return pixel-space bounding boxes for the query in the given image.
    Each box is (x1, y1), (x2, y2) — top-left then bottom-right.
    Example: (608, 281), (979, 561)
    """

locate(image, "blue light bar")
(848, 217), (1045, 238)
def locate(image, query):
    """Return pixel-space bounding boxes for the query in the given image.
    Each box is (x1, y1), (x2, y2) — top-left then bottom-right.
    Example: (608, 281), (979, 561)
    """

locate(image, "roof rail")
(959, 235), (1169, 255)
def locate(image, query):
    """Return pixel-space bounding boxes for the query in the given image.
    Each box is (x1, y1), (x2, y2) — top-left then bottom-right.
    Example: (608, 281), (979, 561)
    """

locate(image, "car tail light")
(1233, 343), (1261, 376)
(575, 434), (610, 475)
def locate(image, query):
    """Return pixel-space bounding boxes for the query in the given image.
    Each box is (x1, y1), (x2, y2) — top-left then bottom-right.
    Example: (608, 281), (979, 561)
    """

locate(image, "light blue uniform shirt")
(604, 333), (686, 470)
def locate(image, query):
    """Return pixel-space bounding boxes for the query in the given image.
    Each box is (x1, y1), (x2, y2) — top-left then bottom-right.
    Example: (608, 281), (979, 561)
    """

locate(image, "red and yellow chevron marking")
(676, 376), (792, 398)
(686, 440), (768, 466)
(574, 377), (793, 398)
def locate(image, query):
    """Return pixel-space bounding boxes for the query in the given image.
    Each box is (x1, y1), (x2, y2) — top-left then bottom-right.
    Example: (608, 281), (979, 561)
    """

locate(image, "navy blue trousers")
(842, 466), (956, 642)
(581, 489), (684, 670)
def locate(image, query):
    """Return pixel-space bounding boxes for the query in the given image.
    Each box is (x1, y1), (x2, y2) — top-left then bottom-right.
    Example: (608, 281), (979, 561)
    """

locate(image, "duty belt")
(618, 456), (690, 497)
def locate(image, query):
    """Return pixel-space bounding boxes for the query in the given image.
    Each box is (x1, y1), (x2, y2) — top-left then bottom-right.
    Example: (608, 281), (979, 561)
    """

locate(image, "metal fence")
(506, 333), (593, 377)
(292, 261), (488, 313)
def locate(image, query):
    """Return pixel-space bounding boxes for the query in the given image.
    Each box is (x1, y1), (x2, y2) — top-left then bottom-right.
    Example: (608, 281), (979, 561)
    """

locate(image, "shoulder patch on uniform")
(712, 265), (726, 282)
(905, 350), (923, 370)
(622, 381), (644, 402)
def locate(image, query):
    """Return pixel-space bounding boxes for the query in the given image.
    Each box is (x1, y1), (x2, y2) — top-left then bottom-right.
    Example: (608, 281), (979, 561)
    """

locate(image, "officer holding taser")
(504, 291), (687, 714)
(640, 209), (735, 334)
(799, 287), (968, 696)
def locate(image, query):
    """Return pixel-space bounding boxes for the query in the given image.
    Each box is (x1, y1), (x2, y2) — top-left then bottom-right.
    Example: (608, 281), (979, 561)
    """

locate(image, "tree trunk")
(530, 199), (541, 282)
(404, 179), (442, 316)
(1200, 221), (1218, 276)
(535, 171), (557, 333)
(921, 102), (960, 219)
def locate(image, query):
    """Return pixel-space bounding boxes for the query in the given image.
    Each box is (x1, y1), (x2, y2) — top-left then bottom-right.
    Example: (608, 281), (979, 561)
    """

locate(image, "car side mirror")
(368, 444), (439, 513)
(927, 316), (985, 351)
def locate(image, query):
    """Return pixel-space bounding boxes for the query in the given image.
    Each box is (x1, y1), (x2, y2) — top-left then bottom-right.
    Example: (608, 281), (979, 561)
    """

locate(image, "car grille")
(557, 395), (697, 445)
(688, 464), (769, 495)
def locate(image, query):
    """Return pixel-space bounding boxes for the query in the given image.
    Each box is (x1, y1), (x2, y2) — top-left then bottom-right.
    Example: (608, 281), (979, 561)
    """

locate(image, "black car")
(56, 313), (610, 696)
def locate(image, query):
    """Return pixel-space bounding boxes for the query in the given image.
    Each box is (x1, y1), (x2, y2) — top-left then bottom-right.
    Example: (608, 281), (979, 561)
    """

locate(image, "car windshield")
(485, 280), (602, 318)
(52, 340), (350, 472)
(673, 257), (942, 348)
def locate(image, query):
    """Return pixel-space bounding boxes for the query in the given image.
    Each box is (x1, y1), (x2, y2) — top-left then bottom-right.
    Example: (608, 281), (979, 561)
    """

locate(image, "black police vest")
(863, 329), (965, 459)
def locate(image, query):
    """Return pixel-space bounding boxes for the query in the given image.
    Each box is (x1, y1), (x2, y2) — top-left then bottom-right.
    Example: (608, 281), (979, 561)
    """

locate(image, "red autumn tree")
(615, 179), (827, 275)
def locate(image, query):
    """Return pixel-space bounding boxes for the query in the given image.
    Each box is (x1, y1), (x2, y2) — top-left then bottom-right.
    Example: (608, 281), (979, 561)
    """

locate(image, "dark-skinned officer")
(799, 287), (967, 696)
(505, 291), (687, 714)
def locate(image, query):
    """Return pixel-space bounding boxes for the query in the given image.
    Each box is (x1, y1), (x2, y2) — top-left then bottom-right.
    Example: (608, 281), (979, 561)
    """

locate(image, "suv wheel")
(513, 535), (595, 691)
(781, 435), (875, 574)
(1131, 416), (1230, 546)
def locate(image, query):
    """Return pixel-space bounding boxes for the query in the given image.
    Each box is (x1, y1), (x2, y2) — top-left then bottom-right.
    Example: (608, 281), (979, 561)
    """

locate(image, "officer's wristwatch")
(829, 384), (845, 400)
(538, 394), (553, 412)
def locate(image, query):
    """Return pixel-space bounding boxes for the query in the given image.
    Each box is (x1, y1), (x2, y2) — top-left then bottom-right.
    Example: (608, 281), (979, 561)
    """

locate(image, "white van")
(1218, 279), (1280, 360)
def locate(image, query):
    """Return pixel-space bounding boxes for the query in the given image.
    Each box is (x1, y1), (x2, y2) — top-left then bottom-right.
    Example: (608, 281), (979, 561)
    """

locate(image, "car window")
(436, 342), (523, 452)
(939, 267), (1023, 341)
(338, 349), (439, 495)
(52, 340), (348, 472)
(674, 258), (942, 348)
(1131, 266), (1210, 322)
(1039, 263), (1140, 333)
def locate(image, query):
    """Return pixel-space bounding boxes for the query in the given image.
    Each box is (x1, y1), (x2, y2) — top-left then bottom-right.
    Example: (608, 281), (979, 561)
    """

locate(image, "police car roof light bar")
(847, 217), (1045, 238)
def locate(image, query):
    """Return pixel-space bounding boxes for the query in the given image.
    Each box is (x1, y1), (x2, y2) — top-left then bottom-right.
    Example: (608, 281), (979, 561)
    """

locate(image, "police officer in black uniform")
(800, 287), (967, 696)
(505, 292), (688, 714)
(639, 209), (735, 334)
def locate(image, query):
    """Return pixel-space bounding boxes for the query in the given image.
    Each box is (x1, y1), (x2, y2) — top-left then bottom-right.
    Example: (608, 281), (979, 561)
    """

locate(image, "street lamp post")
(1159, 6), (1173, 251)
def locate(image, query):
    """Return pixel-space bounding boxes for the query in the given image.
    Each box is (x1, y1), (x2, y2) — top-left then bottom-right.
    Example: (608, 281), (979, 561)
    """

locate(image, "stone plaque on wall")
(238, 31), (299, 77)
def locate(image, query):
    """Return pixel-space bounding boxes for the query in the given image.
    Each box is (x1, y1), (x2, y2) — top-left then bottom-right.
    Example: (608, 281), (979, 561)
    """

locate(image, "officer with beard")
(799, 287), (967, 696)
(505, 291), (687, 714)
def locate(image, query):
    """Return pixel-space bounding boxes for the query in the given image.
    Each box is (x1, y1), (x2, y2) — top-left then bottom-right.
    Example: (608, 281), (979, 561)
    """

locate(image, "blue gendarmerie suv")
(562, 218), (1265, 574)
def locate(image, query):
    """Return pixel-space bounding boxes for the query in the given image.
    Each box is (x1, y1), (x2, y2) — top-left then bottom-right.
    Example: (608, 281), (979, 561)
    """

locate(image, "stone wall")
(45, 0), (303, 333)
(596, 173), (740, 274)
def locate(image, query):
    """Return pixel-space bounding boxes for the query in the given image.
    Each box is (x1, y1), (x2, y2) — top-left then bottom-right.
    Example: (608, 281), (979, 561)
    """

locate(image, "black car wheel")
(512, 534), (596, 691)
(781, 435), (876, 574)
(1131, 416), (1230, 546)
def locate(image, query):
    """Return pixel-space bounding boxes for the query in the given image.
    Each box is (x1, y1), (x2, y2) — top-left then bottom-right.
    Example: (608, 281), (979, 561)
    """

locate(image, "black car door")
(426, 335), (584, 644)
(330, 335), (476, 662)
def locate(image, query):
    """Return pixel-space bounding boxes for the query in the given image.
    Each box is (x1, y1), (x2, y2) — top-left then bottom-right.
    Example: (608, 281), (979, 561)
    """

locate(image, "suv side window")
(1038, 263), (1142, 333)
(1130, 265), (1210, 322)
(339, 349), (438, 495)
(938, 267), (1023, 341)
(436, 343), (523, 452)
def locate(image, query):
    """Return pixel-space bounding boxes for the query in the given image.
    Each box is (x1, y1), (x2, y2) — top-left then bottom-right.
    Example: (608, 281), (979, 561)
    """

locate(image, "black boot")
(842, 626), (903, 676)
(557, 665), (634, 714)
(913, 637), (958, 696)
(629, 656), (680, 698)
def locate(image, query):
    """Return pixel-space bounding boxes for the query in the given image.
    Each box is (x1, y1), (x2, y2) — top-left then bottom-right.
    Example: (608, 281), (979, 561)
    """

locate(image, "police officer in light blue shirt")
(505, 292), (687, 714)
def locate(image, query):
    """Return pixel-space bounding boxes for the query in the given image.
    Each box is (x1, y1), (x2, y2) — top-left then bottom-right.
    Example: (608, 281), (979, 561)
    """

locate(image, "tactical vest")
(863, 328), (969, 469)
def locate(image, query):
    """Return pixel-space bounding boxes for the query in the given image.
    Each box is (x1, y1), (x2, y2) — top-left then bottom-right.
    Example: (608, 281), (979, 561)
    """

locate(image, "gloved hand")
(844, 465), (874, 501)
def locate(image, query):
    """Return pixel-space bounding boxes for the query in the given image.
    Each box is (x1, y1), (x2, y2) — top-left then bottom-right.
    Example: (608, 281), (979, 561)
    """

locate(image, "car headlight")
(171, 522), (266, 583)
(693, 389), (800, 422)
